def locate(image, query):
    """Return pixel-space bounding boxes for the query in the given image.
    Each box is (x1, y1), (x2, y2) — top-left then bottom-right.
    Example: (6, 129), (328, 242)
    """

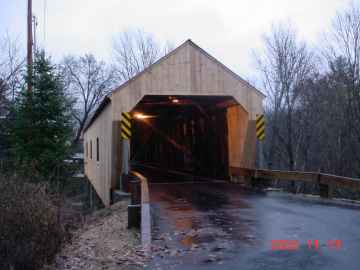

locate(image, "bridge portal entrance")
(83, 39), (264, 206)
(130, 95), (244, 180)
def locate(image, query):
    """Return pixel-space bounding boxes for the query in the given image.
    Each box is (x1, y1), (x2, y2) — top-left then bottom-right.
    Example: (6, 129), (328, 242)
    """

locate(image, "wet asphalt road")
(146, 182), (360, 270)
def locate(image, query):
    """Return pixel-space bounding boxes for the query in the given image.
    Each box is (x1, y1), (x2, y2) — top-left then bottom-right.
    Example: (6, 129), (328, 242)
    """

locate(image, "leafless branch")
(62, 54), (116, 143)
(112, 29), (166, 83)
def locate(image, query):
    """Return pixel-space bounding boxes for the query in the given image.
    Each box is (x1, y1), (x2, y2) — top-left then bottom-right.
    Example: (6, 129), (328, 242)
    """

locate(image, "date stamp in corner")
(271, 240), (299, 251)
(271, 239), (342, 251)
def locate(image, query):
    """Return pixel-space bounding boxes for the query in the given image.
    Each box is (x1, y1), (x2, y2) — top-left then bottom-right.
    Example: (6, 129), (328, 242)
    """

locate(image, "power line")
(27, 0), (32, 93)
(43, 0), (47, 47)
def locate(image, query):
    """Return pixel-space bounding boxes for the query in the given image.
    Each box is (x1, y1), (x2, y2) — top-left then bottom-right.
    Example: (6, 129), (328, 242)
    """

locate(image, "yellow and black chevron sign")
(121, 112), (132, 140)
(256, 114), (265, 141)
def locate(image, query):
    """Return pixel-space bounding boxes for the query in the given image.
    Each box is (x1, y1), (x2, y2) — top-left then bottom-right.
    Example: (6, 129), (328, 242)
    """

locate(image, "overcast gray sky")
(0, 0), (355, 81)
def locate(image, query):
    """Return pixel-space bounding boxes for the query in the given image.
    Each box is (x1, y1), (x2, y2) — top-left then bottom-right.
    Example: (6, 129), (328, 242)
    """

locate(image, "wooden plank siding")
(227, 105), (249, 168)
(84, 39), (265, 206)
(84, 104), (113, 206)
(110, 40), (264, 121)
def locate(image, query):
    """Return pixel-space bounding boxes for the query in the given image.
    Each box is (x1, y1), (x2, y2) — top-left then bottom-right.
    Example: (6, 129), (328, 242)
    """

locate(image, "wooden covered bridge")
(83, 39), (265, 206)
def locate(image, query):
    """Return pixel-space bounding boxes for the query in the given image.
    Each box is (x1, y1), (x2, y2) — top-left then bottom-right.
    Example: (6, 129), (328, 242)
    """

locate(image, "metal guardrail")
(230, 167), (360, 197)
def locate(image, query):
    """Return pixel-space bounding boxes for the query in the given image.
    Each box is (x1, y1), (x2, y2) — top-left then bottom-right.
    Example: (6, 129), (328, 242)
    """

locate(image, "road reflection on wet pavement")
(146, 182), (360, 270)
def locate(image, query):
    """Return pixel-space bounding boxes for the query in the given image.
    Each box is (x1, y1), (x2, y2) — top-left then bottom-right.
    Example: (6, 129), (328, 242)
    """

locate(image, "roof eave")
(82, 96), (111, 134)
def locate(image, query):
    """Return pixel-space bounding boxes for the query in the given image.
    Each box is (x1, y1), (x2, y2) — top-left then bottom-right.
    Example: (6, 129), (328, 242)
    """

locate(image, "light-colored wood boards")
(84, 40), (264, 206)
(83, 104), (113, 206)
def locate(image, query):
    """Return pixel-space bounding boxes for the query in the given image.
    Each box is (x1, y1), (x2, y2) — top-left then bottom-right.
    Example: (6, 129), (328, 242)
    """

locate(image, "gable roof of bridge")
(112, 39), (265, 97)
(84, 39), (264, 133)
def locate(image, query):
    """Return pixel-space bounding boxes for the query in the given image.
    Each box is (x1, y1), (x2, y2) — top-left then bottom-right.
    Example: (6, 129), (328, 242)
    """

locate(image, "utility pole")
(27, 0), (33, 93)
(33, 15), (38, 54)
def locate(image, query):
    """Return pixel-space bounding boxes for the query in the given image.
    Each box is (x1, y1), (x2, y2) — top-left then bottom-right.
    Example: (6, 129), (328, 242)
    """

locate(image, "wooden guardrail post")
(128, 179), (141, 229)
(318, 174), (334, 199)
(230, 167), (255, 186)
(130, 179), (141, 205)
(121, 173), (130, 192)
(319, 183), (333, 198)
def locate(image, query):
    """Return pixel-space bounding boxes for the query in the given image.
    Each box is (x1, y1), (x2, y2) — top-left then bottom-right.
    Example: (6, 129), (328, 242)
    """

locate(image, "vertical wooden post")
(319, 183), (332, 198)
(258, 141), (264, 169)
(319, 174), (334, 199)
(122, 140), (130, 174)
(242, 120), (257, 168)
(111, 121), (121, 190)
(89, 182), (93, 210)
(120, 139), (130, 190)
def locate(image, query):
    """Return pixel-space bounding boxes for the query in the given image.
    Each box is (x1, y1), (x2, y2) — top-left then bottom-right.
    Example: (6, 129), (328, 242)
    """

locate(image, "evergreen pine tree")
(11, 51), (73, 180)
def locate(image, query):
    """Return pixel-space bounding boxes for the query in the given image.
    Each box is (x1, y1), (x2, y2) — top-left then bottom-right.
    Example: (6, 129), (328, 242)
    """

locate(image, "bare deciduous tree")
(0, 34), (24, 159)
(323, 2), (360, 173)
(251, 2), (360, 182)
(325, 3), (360, 80)
(256, 24), (314, 170)
(0, 33), (25, 104)
(326, 3), (360, 130)
(112, 29), (170, 83)
(62, 54), (116, 143)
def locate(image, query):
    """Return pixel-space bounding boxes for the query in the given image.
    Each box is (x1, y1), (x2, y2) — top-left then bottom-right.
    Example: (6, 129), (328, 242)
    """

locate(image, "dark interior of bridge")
(130, 95), (238, 180)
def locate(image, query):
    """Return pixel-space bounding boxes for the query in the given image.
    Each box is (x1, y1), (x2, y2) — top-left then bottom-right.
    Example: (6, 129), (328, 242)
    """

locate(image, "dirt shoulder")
(46, 199), (147, 270)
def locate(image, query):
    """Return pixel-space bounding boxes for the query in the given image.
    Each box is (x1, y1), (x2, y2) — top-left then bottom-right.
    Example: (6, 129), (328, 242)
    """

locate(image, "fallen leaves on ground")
(44, 200), (147, 270)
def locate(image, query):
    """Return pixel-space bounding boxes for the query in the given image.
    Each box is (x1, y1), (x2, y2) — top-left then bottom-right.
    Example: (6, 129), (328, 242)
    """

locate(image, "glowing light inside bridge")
(133, 113), (155, 120)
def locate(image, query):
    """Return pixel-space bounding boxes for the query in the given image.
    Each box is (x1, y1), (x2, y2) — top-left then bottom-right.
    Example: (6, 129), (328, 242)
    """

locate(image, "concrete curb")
(131, 171), (152, 253)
